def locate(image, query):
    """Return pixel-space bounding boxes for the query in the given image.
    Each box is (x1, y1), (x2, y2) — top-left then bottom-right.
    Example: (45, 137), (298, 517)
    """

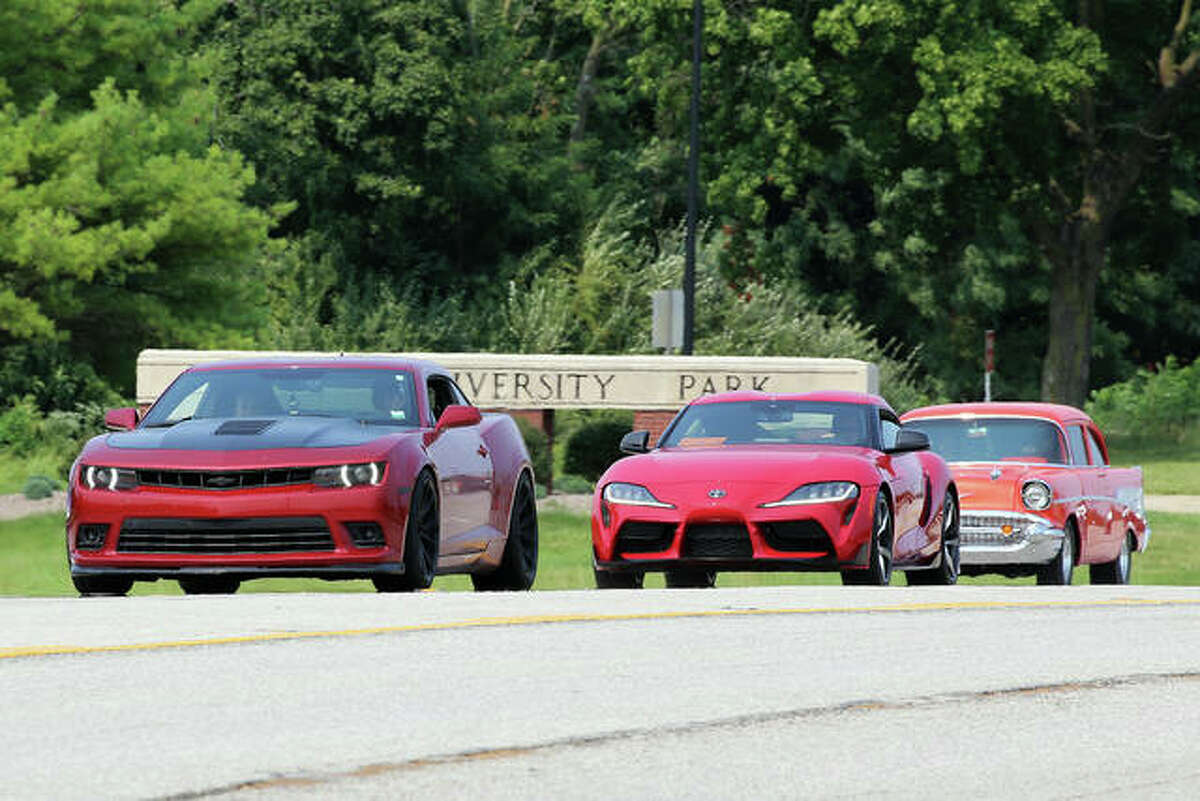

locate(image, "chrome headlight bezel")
(82, 465), (138, 491)
(761, 481), (859, 508)
(1021, 479), (1052, 511)
(313, 461), (386, 488)
(602, 482), (675, 508)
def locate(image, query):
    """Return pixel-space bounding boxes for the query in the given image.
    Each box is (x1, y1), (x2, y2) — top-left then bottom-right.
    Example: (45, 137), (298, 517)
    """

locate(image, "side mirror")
(104, 407), (139, 432)
(619, 430), (651, 455)
(436, 404), (482, 431)
(887, 428), (930, 453)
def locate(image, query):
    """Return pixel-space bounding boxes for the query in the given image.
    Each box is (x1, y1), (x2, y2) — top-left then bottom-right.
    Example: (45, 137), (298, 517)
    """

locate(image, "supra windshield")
(140, 368), (420, 427)
(659, 401), (874, 448)
(903, 417), (1067, 463)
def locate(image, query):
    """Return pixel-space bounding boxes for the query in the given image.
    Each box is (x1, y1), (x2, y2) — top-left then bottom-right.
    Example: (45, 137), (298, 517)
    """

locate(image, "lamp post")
(682, 0), (702, 355)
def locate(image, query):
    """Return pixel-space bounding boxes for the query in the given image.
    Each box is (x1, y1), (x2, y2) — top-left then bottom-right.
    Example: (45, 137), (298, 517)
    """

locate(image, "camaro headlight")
(1021, 480), (1052, 510)
(602, 482), (674, 508)
(82, 465), (138, 491)
(313, 462), (386, 488)
(761, 481), (859, 508)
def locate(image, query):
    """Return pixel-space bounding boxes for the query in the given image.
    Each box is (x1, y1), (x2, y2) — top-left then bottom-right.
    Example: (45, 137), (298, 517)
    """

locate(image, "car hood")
(102, 417), (410, 452)
(601, 445), (882, 508)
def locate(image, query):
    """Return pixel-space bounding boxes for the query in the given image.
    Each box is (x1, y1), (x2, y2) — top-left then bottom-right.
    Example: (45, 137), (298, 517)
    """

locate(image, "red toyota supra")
(591, 391), (959, 587)
(67, 357), (537, 596)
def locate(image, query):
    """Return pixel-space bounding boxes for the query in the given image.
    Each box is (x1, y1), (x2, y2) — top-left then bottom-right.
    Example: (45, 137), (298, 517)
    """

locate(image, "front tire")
(374, 470), (439, 593)
(664, 568), (716, 588)
(1090, 531), (1132, 585)
(178, 577), (240, 595)
(906, 490), (959, 586)
(72, 575), (134, 597)
(1036, 520), (1076, 585)
(472, 472), (539, 591)
(842, 492), (894, 586)
(594, 567), (644, 589)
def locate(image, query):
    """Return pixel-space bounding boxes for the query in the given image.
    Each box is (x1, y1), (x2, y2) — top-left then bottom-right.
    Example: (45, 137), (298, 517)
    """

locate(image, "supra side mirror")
(619, 430), (651, 455)
(104, 407), (139, 432)
(888, 428), (930, 453)
(436, 404), (482, 431)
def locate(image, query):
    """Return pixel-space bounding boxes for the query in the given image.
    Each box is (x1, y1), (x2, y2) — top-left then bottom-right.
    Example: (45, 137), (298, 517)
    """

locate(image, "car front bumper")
(959, 511), (1064, 566)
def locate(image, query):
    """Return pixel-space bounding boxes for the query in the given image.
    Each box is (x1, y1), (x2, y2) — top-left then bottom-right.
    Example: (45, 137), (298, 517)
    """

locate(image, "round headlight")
(1021, 480), (1052, 510)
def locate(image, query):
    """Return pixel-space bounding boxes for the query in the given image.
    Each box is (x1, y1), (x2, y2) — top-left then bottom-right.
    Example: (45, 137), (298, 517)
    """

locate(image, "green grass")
(0, 451), (67, 496)
(4, 508), (1196, 596)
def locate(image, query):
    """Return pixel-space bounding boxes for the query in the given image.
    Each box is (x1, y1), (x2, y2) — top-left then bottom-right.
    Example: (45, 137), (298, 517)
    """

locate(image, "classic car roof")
(186, 356), (445, 375)
(689, 390), (893, 412)
(901, 402), (1093, 425)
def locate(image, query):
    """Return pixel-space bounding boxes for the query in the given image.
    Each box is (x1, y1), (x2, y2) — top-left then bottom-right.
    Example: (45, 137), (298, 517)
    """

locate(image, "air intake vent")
(117, 517), (334, 553)
(215, 419), (275, 435)
(683, 524), (752, 558)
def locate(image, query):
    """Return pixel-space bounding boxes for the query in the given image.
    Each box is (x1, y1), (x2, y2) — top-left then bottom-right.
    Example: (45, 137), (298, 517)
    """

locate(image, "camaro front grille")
(117, 517), (335, 553)
(136, 468), (315, 490)
(760, 521), (834, 554)
(683, 524), (752, 558)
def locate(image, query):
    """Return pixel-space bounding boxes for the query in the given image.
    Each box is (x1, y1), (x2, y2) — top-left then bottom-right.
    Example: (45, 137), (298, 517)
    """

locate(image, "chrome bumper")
(959, 511), (1064, 566)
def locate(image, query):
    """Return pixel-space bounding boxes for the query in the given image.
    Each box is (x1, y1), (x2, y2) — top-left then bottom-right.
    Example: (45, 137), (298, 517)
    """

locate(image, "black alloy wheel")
(374, 470), (439, 593)
(1090, 531), (1132, 585)
(72, 575), (134, 597)
(906, 489), (960, 586)
(178, 577), (241, 595)
(1036, 520), (1076, 586)
(664, 568), (717, 588)
(473, 472), (539, 591)
(841, 492), (894, 586)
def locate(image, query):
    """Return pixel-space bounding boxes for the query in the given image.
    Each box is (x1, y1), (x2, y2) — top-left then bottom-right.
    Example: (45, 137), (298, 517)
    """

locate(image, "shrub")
(564, 420), (631, 483)
(512, 416), (551, 487)
(553, 473), (594, 494)
(22, 474), (59, 500)
(1087, 356), (1200, 442)
(0, 397), (43, 456)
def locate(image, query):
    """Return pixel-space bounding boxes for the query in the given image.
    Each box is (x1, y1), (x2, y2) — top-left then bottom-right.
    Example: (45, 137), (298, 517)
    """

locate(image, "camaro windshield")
(140, 368), (420, 427)
(659, 401), (874, 448)
(903, 417), (1067, 463)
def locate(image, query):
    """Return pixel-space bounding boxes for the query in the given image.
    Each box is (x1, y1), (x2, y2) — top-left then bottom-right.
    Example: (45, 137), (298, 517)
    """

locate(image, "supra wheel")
(841, 492), (894, 586)
(374, 470), (439, 593)
(178, 577), (240, 595)
(594, 567), (644, 589)
(473, 472), (539, 591)
(664, 568), (717, 588)
(906, 490), (959, 586)
(1090, 531), (1133, 585)
(72, 575), (134, 597)
(1037, 520), (1076, 585)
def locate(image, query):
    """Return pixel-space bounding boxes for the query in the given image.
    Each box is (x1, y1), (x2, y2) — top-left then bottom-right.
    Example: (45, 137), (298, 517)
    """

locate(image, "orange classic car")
(900, 403), (1149, 585)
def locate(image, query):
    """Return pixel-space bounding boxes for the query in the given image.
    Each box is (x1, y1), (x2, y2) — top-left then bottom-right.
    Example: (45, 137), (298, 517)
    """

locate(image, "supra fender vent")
(215, 419), (276, 435)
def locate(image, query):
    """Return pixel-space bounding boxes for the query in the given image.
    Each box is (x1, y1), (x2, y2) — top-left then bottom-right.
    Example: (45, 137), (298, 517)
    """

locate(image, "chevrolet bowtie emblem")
(990, 467), (1001, 481)
(708, 488), (726, 499)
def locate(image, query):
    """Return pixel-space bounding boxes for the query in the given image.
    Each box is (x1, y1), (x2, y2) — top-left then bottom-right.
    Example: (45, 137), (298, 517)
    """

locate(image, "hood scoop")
(215, 419), (276, 436)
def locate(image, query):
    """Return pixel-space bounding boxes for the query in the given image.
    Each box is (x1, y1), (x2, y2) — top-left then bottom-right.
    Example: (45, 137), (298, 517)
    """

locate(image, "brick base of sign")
(633, 410), (677, 447)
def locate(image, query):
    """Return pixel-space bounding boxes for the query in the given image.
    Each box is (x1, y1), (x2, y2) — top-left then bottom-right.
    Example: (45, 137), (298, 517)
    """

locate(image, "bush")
(22, 474), (59, 500)
(513, 416), (551, 487)
(1087, 356), (1200, 442)
(553, 473), (594, 494)
(564, 420), (631, 483)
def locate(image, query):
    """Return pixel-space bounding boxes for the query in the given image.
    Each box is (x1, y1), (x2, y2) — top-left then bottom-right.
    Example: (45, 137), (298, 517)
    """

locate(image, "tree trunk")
(569, 29), (607, 155)
(1041, 216), (1105, 406)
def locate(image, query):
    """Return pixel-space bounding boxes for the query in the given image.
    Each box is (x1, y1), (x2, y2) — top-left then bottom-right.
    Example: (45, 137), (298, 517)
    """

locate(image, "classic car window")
(659, 401), (873, 448)
(141, 368), (419, 426)
(1066, 425), (1090, 466)
(1085, 428), (1108, 466)
(903, 417), (1067, 463)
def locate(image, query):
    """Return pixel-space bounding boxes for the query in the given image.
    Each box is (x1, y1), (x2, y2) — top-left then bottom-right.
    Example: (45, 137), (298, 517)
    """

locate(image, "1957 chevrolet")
(900, 403), (1149, 585)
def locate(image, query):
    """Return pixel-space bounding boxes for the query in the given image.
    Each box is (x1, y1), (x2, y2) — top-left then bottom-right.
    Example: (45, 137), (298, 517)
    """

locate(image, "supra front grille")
(761, 521), (834, 554)
(137, 467), (315, 490)
(683, 524), (752, 558)
(215, 419), (276, 435)
(117, 517), (334, 553)
(616, 522), (675, 554)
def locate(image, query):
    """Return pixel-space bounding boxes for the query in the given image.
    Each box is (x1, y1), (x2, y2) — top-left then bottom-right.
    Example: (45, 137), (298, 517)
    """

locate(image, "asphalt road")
(2, 585), (1199, 800)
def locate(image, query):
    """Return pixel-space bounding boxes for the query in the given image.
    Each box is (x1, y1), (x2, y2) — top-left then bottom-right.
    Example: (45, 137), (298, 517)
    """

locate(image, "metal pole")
(682, 0), (702, 355)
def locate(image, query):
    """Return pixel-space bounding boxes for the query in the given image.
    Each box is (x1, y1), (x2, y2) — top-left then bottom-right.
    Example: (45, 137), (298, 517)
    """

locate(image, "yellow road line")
(2, 596), (1197, 661)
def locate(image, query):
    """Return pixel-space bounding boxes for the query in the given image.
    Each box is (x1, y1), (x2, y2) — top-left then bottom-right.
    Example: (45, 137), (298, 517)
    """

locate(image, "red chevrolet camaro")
(591, 391), (959, 587)
(67, 357), (538, 596)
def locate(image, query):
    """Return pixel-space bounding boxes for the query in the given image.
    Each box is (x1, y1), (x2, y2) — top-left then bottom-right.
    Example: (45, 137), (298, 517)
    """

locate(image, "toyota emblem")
(707, 488), (726, 499)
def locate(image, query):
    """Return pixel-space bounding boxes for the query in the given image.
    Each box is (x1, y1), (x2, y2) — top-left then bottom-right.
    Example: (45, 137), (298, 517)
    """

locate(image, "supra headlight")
(1021, 480), (1052, 510)
(82, 465), (138, 491)
(314, 461), (386, 488)
(761, 481), (859, 508)
(602, 482), (674, 508)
